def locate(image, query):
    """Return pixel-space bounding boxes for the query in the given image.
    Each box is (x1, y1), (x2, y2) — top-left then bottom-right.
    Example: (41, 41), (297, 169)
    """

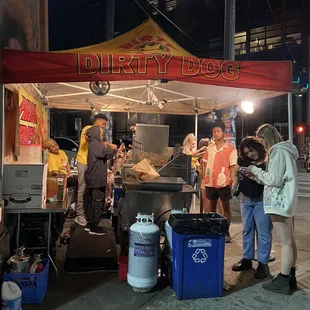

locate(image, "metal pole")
(194, 99), (199, 142)
(308, 35), (310, 136)
(194, 113), (198, 141)
(104, 0), (115, 41)
(288, 92), (293, 142)
(193, 100), (198, 212)
(241, 114), (244, 139)
(224, 0), (236, 61)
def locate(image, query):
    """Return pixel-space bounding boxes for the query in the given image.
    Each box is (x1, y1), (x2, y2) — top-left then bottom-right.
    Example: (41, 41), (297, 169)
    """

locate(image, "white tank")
(127, 213), (160, 292)
(165, 208), (187, 255)
(1, 281), (22, 310)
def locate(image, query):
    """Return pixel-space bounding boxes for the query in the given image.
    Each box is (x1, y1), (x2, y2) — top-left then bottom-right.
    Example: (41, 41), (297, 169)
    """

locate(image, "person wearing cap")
(202, 121), (237, 243)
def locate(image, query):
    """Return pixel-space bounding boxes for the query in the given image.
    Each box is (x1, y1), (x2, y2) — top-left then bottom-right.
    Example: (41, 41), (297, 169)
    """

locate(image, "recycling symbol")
(192, 248), (208, 263)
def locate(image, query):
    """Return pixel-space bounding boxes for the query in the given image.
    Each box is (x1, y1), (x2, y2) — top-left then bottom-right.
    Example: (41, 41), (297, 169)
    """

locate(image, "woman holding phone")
(232, 136), (272, 279)
(240, 124), (298, 295)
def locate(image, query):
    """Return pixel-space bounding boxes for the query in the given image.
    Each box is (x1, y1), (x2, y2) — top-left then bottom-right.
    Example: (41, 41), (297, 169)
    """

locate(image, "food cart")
(0, 18), (293, 271)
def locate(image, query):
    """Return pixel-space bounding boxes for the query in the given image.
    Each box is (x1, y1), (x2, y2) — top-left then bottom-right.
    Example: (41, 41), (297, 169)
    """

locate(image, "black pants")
(84, 187), (106, 226)
(67, 176), (78, 188)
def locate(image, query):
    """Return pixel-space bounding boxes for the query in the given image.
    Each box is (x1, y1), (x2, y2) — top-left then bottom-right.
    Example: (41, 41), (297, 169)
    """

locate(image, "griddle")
(123, 177), (186, 192)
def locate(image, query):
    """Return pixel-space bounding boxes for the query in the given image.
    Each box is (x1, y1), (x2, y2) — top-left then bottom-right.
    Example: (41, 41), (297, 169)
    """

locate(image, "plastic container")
(172, 231), (225, 299)
(165, 209), (187, 253)
(118, 256), (128, 281)
(169, 213), (229, 236)
(1, 281), (22, 310)
(4, 259), (49, 304)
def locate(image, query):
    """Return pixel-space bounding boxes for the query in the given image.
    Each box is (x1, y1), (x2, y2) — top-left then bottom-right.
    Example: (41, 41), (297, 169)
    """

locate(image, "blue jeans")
(190, 168), (197, 187)
(241, 196), (272, 264)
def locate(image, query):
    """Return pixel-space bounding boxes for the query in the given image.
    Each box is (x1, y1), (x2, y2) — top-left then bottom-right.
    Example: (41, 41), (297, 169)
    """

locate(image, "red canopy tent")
(0, 18), (293, 139)
(1, 49), (291, 92)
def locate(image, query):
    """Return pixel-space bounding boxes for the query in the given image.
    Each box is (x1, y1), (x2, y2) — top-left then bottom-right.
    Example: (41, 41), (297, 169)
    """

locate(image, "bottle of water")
(70, 158), (75, 167)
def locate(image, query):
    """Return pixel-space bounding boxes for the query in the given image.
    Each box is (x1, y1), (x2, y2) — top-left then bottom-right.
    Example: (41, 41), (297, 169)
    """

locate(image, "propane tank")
(127, 213), (160, 292)
(165, 208), (187, 255)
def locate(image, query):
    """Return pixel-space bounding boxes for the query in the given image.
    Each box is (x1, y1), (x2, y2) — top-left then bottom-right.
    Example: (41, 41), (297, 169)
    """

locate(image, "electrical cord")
(154, 209), (172, 223)
(52, 259), (118, 275)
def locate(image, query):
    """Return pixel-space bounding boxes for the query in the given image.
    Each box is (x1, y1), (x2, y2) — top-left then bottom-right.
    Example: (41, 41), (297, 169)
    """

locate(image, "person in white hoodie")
(240, 124), (298, 295)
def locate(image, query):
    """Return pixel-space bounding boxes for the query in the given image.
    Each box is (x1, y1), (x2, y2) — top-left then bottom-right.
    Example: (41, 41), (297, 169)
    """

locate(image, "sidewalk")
(26, 198), (310, 310)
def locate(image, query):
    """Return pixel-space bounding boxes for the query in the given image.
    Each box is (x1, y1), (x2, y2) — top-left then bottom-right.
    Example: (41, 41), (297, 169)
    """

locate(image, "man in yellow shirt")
(75, 114), (108, 226)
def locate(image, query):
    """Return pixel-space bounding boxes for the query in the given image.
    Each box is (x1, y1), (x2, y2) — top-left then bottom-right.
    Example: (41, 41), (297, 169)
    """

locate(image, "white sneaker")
(74, 216), (87, 227)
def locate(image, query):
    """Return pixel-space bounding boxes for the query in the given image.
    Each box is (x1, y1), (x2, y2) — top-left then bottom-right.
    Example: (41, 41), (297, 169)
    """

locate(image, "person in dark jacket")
(231, 136), (272, 279)
(84, 126), (118, 235)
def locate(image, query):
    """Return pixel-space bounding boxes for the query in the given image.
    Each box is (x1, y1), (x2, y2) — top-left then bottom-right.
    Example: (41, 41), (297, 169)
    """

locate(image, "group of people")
(44, 113), (123, 236)
(43, 115), (299, 295)
(183, 121), (299, 295)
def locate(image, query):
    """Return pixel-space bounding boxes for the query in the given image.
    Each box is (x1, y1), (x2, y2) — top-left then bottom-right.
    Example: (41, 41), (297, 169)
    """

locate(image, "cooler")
(172, 231), (225, 299)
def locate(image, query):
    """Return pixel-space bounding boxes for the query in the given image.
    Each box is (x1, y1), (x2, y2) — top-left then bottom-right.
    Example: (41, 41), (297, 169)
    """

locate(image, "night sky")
(48, 0), (283, 54)
(48, 0), (224, 54)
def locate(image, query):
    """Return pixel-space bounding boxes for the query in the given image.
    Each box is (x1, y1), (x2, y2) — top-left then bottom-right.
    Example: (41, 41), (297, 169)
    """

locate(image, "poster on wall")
(222, 107), (237, 148)
(19, 89), (47, 145)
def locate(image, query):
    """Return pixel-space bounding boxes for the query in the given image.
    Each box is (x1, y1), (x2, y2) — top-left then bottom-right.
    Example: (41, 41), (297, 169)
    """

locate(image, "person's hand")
(118, 143), (125, 151)
(239, 166), (253, 175)
(231, 182), (237, 194)
(109, 143), (118, 151)
(239, 166), (257, 180)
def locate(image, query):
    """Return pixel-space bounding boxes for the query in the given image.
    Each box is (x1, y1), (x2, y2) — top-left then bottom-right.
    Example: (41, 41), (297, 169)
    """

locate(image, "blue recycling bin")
(172, 230), (225, 299)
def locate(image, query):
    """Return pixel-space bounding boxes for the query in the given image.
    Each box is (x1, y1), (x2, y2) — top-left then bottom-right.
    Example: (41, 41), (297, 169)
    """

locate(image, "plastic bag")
(131, 158), (160, 181)
(168, 213), (229, 235)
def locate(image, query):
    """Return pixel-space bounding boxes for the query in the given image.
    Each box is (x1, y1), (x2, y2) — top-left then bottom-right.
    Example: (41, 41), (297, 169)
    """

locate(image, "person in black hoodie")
(84, 125), (118, 235)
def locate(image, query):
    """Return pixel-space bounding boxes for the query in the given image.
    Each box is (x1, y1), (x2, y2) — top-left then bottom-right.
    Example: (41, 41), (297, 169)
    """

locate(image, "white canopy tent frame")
(35, 79), (292, 141)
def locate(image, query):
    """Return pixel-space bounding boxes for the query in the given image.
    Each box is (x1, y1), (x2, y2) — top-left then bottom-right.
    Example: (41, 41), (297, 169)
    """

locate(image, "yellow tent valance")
(58, 19), (192, 57)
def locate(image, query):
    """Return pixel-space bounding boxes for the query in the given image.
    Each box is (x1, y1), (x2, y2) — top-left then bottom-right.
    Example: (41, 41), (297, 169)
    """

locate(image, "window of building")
(250, 39), (265, 53)
(235, 31), (246, 55)
(286, 20), (301, 45)
(266, 24), (282, 39)
(250, 27), (265, 41)
(286, 20), (301, 34)
(266, 36), (282, 49)
(286, 33), (301, 45)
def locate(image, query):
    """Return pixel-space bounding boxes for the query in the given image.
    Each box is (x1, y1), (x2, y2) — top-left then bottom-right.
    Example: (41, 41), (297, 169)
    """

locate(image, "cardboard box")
(3, 164), (47, 208)
(18, 145), (42, 164)
(47, 176), (67, 202)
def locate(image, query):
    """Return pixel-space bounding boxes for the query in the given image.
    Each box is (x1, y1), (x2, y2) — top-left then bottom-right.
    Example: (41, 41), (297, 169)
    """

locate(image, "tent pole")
(194, 99), (198, 141)
(147, 80), (151, 102)
(288, 92), (293, 142)
(193, 99), (198, 212)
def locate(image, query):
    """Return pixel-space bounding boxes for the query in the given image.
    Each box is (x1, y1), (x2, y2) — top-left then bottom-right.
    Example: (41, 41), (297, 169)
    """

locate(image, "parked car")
(53, 137), (79, 161)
